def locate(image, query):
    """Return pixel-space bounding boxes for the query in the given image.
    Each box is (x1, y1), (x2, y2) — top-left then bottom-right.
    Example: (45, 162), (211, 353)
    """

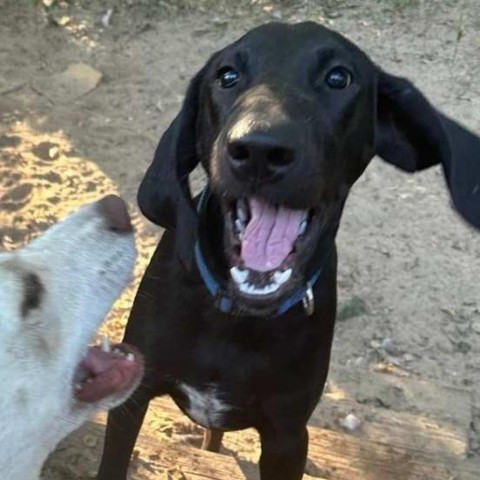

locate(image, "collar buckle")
(302, 282), (315, 316)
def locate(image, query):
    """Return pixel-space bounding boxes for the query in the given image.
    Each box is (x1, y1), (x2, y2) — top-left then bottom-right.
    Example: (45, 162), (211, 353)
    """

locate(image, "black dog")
(97, 22), (480, 480)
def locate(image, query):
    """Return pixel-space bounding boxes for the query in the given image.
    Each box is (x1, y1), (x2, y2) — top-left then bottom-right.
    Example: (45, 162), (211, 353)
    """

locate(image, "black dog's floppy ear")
(436, 113), (480, 229)
(137, 68), (206, 268)
(376, 70), (480, 229)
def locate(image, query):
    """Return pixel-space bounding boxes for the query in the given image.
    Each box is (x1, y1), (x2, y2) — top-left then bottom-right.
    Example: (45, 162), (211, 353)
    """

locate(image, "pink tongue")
(82, 347), (118, 375)
(241, 198), (305, 272)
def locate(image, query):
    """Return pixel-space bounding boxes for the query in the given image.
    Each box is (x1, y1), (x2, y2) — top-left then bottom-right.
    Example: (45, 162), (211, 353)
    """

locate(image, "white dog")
(0, 195), (144, 480)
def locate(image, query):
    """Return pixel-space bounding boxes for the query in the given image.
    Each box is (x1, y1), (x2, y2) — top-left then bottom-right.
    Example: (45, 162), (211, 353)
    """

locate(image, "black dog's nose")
(97, 195), (133, 233)
(227, 132), (295, 181)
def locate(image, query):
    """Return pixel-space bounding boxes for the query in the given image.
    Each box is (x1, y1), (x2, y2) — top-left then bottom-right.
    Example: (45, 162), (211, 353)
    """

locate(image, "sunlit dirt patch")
(0, 120), (160, 343)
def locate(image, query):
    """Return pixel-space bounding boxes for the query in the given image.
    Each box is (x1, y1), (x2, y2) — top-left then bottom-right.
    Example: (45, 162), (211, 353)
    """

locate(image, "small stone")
(48, 146), (59, 159)
(32, 141), (60, 161)
(327, 11), (342, 19)
(101, 8), (113, 28)
(354, 356), (365, 366)
(451, 240), (463, 251)
(82, 434), (98, 448)
(305, 458), (331, 477)
(56, 15), (71, 27)
(338, 296), (368, 321)
(374, 362), (396, 374)
(472, 322), (480, 334)
(339, 413), (361, 432)
(323, 381), (333, 394)
(32, 63), (102, 103)
(454, 341), (471, 354)
(382, 337), (403, 357)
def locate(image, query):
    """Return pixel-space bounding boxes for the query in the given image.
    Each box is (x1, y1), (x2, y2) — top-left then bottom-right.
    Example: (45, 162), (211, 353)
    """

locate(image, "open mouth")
(73, 337), (143, 404)
(224, 197), (321, 302)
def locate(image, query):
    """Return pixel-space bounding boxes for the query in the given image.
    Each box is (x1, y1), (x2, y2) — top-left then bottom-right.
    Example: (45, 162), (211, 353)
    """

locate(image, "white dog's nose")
(97, 195), (133, 233)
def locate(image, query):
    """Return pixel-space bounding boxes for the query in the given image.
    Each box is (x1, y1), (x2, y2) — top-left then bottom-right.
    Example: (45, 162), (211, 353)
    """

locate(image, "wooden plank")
(469, 392), (480, 461)
(307, 426), (478, 480)
(326, 365), (473, 427)
(144, 398), (261, 479)
(129, 434), (247, 480)
(308, 368), (477, 479)
(42, 420), (246, 480)
(150, 390), (468, 460)
(311, 395), (468, 458)
(79, 378), (475, 480)
(147, 389), (477, 480)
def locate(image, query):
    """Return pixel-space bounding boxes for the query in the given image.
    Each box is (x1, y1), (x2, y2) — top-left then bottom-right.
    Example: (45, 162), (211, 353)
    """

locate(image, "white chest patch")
(179, 383), (231, 429)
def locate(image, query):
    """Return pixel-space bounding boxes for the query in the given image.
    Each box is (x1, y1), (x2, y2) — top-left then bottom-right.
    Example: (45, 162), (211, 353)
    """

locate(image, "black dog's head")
(139, 22), (480, 316)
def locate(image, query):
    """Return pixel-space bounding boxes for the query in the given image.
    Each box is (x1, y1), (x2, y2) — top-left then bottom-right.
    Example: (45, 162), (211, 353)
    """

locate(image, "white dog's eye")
(22, 273), (43, 317)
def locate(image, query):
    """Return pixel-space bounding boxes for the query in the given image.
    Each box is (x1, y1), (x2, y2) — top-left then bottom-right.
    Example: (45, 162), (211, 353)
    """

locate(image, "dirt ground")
(1, 0), (479, 478)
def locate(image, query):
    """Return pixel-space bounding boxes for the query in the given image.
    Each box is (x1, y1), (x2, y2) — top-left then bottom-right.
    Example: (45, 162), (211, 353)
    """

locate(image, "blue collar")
(194, 188), (323, 317)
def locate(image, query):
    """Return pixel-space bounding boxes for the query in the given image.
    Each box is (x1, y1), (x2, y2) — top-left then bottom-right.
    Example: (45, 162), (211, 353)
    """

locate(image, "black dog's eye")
(325, 66), (352, 89)
(217, 66), (239, 88)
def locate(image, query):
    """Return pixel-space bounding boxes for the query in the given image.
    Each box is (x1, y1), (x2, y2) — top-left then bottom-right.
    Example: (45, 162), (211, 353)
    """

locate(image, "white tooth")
(273, 269), (292, 285)
(298, 219), (307, 235)
(237, 200), (248, 222)
(266, 283), (280, 294)
(239, 282), (281, 296)
(235, 218), (246, 234)
(100, 336), (111, 353)
(230, 266), (249, 284)
(126, 353), (135, 362)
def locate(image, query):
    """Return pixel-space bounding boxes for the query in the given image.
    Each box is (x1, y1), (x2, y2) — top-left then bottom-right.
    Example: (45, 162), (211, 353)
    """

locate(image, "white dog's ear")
(375, 69), (480, 229)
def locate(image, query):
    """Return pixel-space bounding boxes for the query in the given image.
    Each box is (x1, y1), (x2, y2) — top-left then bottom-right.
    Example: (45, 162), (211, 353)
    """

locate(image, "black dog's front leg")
(97, 390), (151, 480)
(259, 428), (308, 480)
